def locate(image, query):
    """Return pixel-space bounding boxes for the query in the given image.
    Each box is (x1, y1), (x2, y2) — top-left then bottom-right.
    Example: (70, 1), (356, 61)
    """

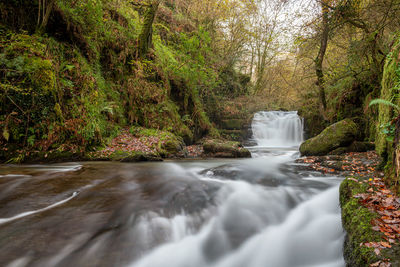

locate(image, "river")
(0, 111), (345, 267)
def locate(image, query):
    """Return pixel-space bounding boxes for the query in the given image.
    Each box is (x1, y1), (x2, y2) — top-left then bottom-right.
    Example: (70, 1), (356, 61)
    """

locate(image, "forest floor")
(88, 128), (166, 159)
(296, 151), (384, 178)
(186, 145), (204, 158)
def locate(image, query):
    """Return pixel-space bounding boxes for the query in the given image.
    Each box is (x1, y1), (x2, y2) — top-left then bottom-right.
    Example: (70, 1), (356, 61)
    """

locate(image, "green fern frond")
(369, 98), (400, 111)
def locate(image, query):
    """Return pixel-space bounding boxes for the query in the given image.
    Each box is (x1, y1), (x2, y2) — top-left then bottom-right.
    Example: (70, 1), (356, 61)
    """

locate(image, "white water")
(252, 111), (304, 148)
(129, 111), (344, 267)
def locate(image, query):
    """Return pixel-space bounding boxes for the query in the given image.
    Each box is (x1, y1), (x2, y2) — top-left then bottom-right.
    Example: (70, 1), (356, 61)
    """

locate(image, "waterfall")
(251, 111), (304, 148)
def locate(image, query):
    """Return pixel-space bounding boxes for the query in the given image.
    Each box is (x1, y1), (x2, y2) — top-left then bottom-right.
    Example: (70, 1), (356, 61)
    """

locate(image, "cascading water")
(252, 111), (304, 147)
(0, 111), (345, 267)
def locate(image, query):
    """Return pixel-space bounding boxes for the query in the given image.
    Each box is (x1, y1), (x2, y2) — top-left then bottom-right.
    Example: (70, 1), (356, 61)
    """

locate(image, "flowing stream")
(0, 111), (345, 267)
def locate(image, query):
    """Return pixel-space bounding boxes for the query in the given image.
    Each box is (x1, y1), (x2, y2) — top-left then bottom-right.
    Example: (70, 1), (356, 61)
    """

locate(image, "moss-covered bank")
(340, 177), (400, 266)
(372, 36), (400, 194)
(0, 0), (253, 160)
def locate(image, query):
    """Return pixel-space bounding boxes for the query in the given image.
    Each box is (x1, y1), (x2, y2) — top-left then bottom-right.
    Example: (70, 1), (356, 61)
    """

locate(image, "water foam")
(251, 111), (304, 148)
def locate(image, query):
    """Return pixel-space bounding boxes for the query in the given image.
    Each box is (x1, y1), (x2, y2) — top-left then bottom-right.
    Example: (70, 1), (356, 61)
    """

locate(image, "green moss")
(373, 36), (400, 192)
(220, 119), (243, 130)
(130, 126), (186, 157)
(375, 36), (400, 157)
(0, 0), (248, 159)
(340, 178), (381, 266)
(340, 178), (400, 266)
(300, 119), (358, 156)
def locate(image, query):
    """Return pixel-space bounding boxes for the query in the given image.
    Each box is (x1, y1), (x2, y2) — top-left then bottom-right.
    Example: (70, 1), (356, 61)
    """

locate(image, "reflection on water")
(0, 111), (344, 267)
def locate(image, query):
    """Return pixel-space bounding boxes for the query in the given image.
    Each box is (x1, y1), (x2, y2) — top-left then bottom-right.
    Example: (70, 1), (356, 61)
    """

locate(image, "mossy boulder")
(203, 139), (251, 158)
(129, 127), (187, 158)
(160, 136), (187, 158)
(299, 119), (358, 156)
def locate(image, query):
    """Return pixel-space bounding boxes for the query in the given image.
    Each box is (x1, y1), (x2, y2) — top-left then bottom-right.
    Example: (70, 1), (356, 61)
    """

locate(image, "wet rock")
(299, 119), (358, 156)
(202, 139), (251, 158)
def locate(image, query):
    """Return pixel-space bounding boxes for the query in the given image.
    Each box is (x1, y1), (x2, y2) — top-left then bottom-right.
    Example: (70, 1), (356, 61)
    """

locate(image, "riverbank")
(296, 151), (384, 178)
(0, 128), (251, 164)
(298, 151), (400, 267)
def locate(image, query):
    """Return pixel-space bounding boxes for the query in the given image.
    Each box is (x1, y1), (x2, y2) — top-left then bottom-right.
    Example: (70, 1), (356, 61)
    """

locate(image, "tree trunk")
(138, 1), (160, 58)
(36, 0), (56, 33)
(249, 45), (255, 79)
(315, 2), (329, 112)
(41, 0), (55, 31)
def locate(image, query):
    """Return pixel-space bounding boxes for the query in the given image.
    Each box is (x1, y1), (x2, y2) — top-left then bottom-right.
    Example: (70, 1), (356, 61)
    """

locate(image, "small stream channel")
(0, 111), (345, 267)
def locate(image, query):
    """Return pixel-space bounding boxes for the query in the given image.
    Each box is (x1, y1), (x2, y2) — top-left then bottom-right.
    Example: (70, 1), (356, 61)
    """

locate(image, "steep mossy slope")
(373, 37), (400, 193)
(0, 0), (250, 160)
(375, 40), (400, 156)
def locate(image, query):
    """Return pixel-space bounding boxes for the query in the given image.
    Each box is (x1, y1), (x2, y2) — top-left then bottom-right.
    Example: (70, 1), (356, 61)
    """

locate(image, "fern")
(369, 98), (400, 111)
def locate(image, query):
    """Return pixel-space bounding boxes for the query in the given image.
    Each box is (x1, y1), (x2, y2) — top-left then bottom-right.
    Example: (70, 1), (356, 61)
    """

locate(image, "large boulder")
(299, 119), (358, 156)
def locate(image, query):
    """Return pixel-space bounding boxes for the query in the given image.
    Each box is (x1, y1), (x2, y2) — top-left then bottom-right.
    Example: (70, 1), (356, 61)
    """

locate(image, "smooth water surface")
(0, 111), (344, 267)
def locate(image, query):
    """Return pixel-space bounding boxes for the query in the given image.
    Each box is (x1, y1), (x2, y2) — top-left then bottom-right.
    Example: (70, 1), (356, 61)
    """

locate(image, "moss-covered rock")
(299, 119), (358, 156)
(202, 139), (251, 158)
(129, 127), (187, 158)
(162, 138), (186, 157)
(340, 177), (400, 266)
